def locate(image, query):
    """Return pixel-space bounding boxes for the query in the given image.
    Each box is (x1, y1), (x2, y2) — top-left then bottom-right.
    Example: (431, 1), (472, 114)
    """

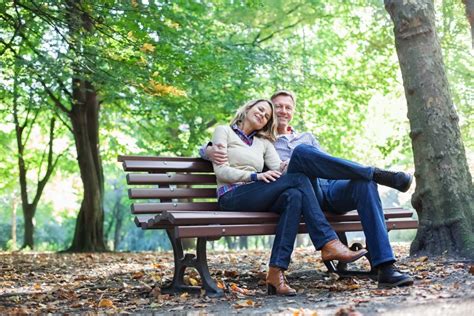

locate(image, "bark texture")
(385, 0), (474, 259)
(463, 0), (474, 48)
(68, 80), (106, 252)
(66, 0), (106, 252)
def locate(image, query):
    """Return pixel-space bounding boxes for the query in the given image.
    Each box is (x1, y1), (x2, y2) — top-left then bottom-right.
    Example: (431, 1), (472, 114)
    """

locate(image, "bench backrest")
(119, 156), (218, 214)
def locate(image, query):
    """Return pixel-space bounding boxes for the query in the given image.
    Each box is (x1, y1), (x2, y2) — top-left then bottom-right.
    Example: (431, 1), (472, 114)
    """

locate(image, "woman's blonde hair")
(230, 99), (278, 142)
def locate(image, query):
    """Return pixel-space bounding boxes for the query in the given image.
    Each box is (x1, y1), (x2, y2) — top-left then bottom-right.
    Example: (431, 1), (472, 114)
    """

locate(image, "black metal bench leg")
(195, 237), (223, 297)
(161, 229), (188, 294)
(161, 229), (223, 297)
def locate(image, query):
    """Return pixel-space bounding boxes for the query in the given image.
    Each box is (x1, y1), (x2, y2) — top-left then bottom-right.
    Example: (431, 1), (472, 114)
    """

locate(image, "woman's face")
(245, 101), (272, 131)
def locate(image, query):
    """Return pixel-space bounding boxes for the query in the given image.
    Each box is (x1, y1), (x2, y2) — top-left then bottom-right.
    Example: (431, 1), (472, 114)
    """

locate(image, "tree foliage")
(0, 0), (471, 252)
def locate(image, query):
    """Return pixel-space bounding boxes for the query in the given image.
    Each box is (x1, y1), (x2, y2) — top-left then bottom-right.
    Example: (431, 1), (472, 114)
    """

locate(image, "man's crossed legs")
(287, 144), (414, 287)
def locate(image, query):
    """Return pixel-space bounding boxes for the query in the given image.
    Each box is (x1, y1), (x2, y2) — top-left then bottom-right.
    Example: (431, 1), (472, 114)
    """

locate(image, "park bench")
(118, 155), (418, 297)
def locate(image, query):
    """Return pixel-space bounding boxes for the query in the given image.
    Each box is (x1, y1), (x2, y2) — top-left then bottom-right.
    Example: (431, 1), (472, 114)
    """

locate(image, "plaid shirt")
(216, 125), (256, 198)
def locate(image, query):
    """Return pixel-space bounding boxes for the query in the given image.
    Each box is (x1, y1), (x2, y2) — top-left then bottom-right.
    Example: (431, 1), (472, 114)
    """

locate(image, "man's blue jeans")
(218, 172), (338, 270)
(287, 144), (395, 267)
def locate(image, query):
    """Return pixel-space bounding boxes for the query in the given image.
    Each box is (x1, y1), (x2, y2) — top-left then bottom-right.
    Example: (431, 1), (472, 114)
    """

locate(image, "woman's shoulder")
(214, 125), (231, 134)
(255, 136), (274, 146)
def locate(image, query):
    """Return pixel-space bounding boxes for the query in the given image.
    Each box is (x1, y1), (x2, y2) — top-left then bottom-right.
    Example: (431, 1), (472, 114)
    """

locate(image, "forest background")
(0, 0), (472, 253)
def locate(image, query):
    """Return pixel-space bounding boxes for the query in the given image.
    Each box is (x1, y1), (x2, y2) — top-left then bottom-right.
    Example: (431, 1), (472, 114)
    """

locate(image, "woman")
(212, 99), (367, 296)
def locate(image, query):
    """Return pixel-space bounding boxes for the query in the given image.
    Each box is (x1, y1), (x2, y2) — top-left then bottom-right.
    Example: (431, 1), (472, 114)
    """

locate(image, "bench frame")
(119, 155), (418, 297)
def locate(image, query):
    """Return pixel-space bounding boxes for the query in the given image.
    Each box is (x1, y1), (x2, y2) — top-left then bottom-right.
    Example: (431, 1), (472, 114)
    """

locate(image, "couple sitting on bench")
(200, 90), (414, 295)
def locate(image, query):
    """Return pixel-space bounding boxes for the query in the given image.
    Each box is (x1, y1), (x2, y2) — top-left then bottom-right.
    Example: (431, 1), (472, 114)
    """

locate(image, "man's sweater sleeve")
(198, 143), (210, 160)
(211, 126), (252, 183)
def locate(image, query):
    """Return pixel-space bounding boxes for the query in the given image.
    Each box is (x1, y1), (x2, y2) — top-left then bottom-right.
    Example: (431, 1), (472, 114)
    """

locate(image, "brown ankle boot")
(266, 266), (296, 296)
(321, 239), (368, 263)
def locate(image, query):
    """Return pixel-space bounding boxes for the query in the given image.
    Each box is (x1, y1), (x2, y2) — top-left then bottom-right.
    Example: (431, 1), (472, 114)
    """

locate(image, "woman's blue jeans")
(287, 144), (395, 267)
(218, 172), (338, 270)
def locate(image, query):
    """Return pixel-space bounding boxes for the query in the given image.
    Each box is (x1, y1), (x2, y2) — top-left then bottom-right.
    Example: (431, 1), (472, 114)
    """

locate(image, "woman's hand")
(257, 170), (281, 183)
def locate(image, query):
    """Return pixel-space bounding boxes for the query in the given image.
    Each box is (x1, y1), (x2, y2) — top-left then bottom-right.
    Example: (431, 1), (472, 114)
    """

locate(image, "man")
(201, 90), (414, 288)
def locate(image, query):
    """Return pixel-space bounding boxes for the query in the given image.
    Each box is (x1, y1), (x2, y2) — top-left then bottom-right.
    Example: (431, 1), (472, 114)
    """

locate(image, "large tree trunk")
(68, 80), (106, 252)
(385, 0), (474, 259)
(65, 0), (106, 252)
(463, 0), (474, 48)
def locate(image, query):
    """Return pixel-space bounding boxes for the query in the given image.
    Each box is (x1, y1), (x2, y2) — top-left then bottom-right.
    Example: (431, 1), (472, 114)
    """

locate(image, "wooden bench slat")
(129, 188), (217, 199)
(132, 202), (219, 213)
(119, 155), (204, 162)
(173, 219), (419, 238)
(127, 173), (217, 185)
(161, 209), (414, 225)
(123, 160), (213, 172)
(385, 219), (419, 231)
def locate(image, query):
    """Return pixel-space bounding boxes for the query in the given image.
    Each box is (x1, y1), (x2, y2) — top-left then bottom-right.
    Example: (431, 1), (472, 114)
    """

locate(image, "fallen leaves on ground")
(287, 307), (319, 315)
(233, 299), (256, 308)
(0, 243), (472, 314)
(98, 298), (115, 308)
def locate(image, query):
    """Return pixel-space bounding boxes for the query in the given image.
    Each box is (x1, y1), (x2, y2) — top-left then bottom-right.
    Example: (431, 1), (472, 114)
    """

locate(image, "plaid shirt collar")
(231, 124), (256, 146)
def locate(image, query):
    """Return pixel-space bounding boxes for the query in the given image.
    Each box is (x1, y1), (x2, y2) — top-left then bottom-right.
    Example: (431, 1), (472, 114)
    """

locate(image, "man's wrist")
(251, 173), (258, 182)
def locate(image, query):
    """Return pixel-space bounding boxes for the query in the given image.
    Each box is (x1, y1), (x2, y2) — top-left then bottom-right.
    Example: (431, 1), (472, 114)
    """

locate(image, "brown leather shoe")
(266, 266), (296, 296)
(321, 239), (368, 263)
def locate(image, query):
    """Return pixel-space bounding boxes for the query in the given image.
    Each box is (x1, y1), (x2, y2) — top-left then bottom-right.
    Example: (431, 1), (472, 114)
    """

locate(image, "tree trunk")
(11, 197), (17, 251)
(385, 0), (474, 259)
(67, 80), (106, 252)
(22, 205), (35, 249)
(463, 0), (474, 48)
(239, 236), (248, 249)
(65, 0), (106, 252)
(113, 212), (123, 251)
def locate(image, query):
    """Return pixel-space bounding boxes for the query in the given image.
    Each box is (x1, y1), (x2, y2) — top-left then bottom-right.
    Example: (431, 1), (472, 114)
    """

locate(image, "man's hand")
(206, 143), (228, 165)
(257, 170), (281, 183)
(279, 160), (289, 174)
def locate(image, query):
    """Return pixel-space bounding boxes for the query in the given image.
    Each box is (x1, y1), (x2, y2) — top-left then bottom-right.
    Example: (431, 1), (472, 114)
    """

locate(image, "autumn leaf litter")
(0, 243), (472, 315)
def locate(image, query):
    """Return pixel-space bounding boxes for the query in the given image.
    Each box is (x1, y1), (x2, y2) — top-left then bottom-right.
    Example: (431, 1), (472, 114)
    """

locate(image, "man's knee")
(293, 144), (313, 157)
(283, 172), (305, 183)
(350, 179), (378, 194)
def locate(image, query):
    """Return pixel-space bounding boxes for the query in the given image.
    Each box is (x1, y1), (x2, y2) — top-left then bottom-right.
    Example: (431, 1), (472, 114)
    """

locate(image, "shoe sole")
(327, 249), (368, 264)
(267, 290), (297, 296)
(400, 174), (414, 193)
(378, 278), (414, 288)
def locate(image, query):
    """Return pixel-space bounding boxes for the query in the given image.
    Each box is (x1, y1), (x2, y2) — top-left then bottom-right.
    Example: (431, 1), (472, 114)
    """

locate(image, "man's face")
(272, 95), (295, 127)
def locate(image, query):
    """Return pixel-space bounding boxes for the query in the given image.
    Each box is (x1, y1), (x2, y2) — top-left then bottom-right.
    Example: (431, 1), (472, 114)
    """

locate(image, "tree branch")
(0, 10), (23, 56)
(39, 79), (71, 115)
(33, 117), (60, 208)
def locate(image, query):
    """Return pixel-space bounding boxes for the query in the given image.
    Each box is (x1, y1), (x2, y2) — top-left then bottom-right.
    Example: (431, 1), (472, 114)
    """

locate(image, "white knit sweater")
(211, 125), (281, 190)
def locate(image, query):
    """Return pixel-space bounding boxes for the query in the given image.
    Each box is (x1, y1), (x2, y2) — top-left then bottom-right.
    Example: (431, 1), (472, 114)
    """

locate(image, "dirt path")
(1, 244), (472, 315)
